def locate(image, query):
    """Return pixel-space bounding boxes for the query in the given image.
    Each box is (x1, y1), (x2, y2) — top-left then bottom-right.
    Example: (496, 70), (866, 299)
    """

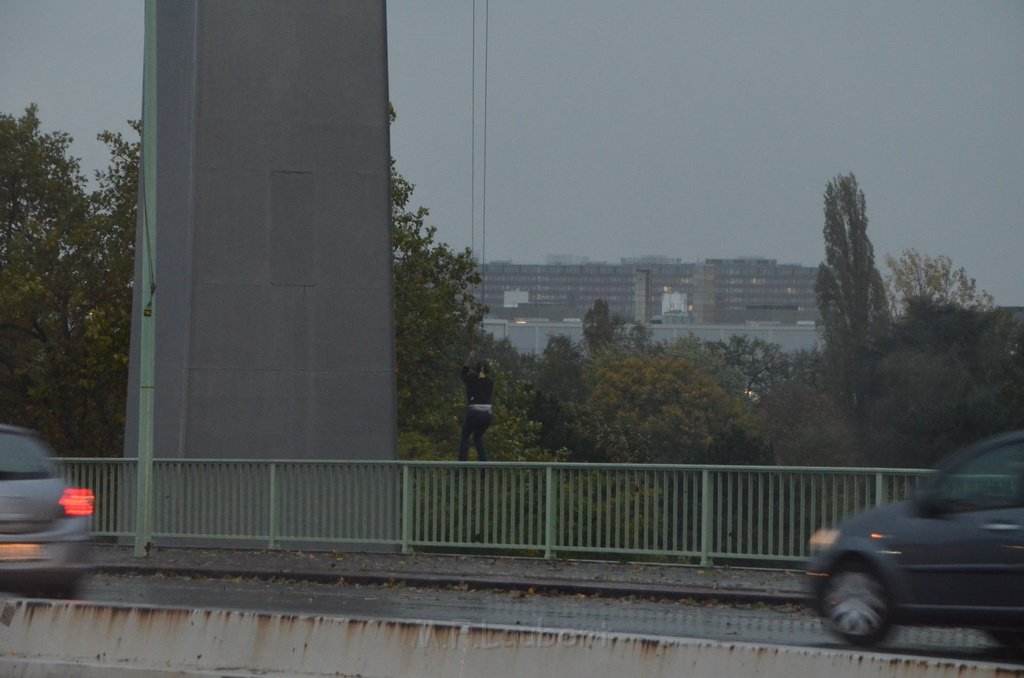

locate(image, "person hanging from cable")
(457, 350), (494, 462)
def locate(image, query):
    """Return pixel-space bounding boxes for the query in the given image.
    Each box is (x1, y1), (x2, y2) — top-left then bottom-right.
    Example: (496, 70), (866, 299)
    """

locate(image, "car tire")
(820, 560), (892, 647)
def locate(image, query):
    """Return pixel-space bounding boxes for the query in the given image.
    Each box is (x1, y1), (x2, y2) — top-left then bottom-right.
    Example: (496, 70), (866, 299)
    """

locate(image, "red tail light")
(60, 488), (95, 517)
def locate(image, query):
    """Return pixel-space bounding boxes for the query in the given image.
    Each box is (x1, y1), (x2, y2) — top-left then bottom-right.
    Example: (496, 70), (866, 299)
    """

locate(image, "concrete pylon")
(124, 0), (396, 462)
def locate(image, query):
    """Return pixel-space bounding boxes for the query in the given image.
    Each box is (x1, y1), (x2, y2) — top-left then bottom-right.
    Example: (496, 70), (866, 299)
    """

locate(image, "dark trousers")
(458, 408), (492, 461)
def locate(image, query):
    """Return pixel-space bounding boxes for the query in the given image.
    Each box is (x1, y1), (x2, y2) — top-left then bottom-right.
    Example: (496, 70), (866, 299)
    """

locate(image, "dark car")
(0, 424), (93, 598)
(807, 431), (1024, 653)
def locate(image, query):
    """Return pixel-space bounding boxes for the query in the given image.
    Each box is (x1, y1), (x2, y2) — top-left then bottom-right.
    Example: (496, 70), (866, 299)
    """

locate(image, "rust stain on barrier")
(4, 602), (1023, 677)
(637, 637), (669, 655)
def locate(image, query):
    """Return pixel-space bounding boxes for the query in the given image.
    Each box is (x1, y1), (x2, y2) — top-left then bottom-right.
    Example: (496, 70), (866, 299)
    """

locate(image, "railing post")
(875, 472), (885, 507)
(700, 468), (712, 566)
(401, 465), (412, 554)
(268, 463), (279, 549)
(544, 466), (555, 560)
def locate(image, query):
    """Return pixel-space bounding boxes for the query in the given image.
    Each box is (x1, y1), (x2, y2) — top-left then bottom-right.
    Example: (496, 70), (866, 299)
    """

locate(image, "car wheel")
(821, 561), (892, 646)
(987, 630), (1024, 657)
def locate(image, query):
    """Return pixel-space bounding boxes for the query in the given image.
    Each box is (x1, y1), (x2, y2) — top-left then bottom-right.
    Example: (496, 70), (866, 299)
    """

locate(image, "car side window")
(0, 433), (56, 480)
(930, 442), (1024, 513)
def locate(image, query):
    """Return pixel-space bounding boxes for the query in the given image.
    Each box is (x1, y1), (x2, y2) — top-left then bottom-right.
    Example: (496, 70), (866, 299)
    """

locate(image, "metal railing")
(59, 459), (929, 565)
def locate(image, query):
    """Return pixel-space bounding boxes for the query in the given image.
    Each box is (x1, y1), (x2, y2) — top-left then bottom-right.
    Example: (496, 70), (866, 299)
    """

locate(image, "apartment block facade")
(481, 257), (819, 324)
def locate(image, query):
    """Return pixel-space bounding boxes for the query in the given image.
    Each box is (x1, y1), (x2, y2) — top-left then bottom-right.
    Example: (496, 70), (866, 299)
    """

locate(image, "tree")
(862, 299), (1019, 467)
(390, 108), (487, 444)
(397, 340), (557, 462)
(74, 125), (138, 455)
(533, 335), (587, 404)
(586, 357), (769, 464)
(661, 334), (745, 397)
(884, 248), (994, 318)
(711, 335), (791, 402)
(815, 173), (889, 417)
(482, 374), (560, 461)
(0, 106), (135, 456)
(582, 299), (618, 357)
(758, 383), (856, 466)
(999, 324), (1024, 428)
(389, 109), (567, 462)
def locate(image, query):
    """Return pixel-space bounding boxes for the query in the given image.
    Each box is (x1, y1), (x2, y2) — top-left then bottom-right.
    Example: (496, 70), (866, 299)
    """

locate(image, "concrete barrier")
(0, 599), (1019, 677)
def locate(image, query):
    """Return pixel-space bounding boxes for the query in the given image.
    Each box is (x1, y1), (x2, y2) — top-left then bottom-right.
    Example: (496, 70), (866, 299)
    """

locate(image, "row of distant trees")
(400, 171), (1023, 469)
(2, 105), (1022, 465)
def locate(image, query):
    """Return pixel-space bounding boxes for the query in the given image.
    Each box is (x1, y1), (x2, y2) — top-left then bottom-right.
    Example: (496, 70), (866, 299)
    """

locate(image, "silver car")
(807, 431), (1024, 654)
(0, 424), (92, 597)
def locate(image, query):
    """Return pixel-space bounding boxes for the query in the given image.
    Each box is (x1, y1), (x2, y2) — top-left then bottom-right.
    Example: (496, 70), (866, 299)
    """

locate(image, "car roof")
(0, 423), (35, 436)
(932, 430), (1024, 474)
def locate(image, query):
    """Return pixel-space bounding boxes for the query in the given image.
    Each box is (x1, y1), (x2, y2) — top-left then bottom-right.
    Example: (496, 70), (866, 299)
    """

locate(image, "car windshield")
(0, 432), (56, 481)
(929, 441), (1024, 513)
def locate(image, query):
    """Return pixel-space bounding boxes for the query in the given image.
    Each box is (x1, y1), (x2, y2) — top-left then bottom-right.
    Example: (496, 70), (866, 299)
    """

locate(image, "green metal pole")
(268, 463), (279, 549)
(134, 0), (158, 558)
(544, 467), (555, 559)
(401, 465), (412, 553)
(700, 469), (711, 566)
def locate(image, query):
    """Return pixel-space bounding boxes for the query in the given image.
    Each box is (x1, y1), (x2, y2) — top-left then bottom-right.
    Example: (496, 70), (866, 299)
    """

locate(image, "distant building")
(502, 290), (530, 308)
(661, 292), (691, 325)
(633, 269), (652, 325)
(480, 256), (818, 324)
(691, 258), (818, 324)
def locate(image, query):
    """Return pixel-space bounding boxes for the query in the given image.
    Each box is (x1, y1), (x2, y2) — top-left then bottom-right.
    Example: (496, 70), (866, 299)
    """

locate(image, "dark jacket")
(460, 365), (494, 406)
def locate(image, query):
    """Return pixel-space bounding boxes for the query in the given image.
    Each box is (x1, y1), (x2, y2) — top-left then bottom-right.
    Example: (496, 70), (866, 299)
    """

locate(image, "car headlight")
(809, 528), (839, 553)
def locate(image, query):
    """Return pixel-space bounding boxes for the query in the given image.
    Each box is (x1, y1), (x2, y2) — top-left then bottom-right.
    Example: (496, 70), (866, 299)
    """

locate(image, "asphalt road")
(70, 572), (1019, 665)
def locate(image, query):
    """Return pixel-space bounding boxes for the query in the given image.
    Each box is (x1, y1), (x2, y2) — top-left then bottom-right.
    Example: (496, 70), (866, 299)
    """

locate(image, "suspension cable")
(481, 0), (489, 304)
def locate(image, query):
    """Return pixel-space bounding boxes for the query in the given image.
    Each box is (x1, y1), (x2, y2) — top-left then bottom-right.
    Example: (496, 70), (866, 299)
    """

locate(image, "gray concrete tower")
(124, 0), (396, 461)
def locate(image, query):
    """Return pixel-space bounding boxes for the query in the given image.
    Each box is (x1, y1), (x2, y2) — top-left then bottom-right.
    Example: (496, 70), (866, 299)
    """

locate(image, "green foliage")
(884, 248), (994, 318)
(758, 382), (856, 466)
(0, 105), (135, 456)
(582, 299), (619, 357)
(816, 173), (889, 417)
(396, 389), (465, 460)
(533, 335), (587, 404)
(660, 334), (745, 397)
(586, 357), (768, 464)
(707, 336), (791, 402)
(861, 300), (1019, 467)
(474, 332), (537, 386)
(528, 394), (591, 461)
(390, 115), (486, 443)
(390, 108), (558, 461)
(555, 470), (671, 550)
(399, 366), (561, 462)
(998, 324), (1024, 428)
(485, 374), (565, 462)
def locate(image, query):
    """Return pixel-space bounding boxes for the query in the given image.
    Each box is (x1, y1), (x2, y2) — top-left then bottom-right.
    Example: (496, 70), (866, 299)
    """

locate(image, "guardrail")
(59, 459), (929, 565)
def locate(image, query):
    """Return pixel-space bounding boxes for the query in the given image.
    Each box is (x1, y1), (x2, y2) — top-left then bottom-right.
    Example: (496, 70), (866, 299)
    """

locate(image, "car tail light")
(60, 488), (95, 517)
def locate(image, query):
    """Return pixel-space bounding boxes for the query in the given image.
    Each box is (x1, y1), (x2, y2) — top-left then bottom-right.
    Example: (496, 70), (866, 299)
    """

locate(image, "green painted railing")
(58, 459), (929, 565)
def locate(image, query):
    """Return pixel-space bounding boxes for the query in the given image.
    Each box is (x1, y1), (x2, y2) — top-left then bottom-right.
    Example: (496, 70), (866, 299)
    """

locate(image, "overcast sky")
(2, 1), (1021, 304)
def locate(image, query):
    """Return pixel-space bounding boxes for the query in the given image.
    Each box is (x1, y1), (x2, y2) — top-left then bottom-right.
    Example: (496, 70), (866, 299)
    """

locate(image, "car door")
(895, 439), (1024, 621)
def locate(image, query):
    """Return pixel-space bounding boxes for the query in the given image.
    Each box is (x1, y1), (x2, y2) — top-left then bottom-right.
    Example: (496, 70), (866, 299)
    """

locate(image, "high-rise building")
(481, 257), (818, 324)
